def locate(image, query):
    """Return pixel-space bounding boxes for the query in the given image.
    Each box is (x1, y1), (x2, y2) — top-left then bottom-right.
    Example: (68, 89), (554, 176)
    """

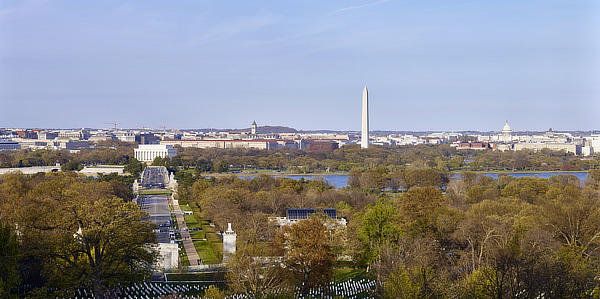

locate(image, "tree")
(280, 217), (334, 294)
(542, 188), (600, 253)
(399, 168), (449, 190)
(225, 243), (290, 298)
(347, 169), (362, 189)
(123, 157), (143, 177)
(203, 285), (225, 299)
(357, 198), (401, 291)
(381, 236), (448, 299)
(16, 176), (158, 298)
(0, 222), (18, 297)
(151, 156), (165, 166)
(214, 160), (229, 173)
(361, 167), (389, 190)
(60, 161), (82, 172)
(399, 186), (445, 235)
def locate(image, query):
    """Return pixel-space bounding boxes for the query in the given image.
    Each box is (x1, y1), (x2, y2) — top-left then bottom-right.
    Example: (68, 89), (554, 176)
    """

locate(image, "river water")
(240, 172), (590, 189)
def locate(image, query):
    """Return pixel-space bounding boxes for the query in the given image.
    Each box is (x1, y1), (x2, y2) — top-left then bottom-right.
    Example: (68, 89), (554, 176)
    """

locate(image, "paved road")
(140, 194), (171, 244)
(141, 166), (168, 188)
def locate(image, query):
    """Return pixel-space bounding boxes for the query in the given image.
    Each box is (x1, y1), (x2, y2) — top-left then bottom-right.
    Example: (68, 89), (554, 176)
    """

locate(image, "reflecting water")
(239, 172), (590, 189)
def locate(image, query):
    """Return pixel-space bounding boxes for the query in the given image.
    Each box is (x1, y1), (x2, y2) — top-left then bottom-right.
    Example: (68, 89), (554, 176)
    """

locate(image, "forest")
(174, 169), (600, 298)
(0, 172), (157, 298)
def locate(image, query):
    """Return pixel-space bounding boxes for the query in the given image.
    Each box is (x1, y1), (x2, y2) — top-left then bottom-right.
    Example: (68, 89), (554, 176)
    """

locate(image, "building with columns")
(134, 144), (177, 162)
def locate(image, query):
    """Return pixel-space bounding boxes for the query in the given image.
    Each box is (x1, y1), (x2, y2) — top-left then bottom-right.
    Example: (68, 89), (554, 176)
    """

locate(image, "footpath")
(170, 198), (202, 266)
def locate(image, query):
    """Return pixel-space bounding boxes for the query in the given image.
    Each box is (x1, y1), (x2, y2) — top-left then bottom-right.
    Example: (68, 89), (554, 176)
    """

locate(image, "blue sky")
(1, 0), (599, 131)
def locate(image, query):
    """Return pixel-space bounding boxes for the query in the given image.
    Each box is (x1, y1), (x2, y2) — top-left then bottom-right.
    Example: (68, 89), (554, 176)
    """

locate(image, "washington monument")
(361, 86), (369, 149)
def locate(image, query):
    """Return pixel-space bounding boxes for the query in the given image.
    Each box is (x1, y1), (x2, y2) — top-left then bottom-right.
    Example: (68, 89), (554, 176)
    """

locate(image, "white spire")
(361, 86), (369, 149)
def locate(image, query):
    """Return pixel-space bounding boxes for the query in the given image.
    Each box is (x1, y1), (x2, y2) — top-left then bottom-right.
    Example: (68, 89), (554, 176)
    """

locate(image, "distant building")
(500, 121), (513, 142)
(114, 131), (136, 142)
(162, 139), (296, 150)
(15, 130), (38, 139)
(134, 144), (177, 162)
(55, 141), (90, 151)
(136, 133), (161, 145)
(453, 141), (493, 150)
(0, 139), (20, 151)
(308, 141), (339, 151)
(88, 131), (114, 142)
(38, 131), (58, 140)
(513, 143), (579, 155)
(270, 209), (347, 228)
(251, 121), (258, 135)
(582, 146), (593, 156)
(58, 129), (90, 140)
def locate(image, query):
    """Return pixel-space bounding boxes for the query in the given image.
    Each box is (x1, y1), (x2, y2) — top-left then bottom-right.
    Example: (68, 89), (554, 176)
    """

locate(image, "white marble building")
(134, 144), (177, 162)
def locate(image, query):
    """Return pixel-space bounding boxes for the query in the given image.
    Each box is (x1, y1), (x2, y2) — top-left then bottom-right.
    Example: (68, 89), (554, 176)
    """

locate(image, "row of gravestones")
(70, 279), (376, 298)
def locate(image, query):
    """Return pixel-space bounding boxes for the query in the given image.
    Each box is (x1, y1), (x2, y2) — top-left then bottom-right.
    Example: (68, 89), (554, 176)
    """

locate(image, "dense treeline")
(358, 171), (600, 298)
(0, 140), (136, 168)
(179, 170), (600, 297)
(2, 142), (599, 173)
(0, 172), (157, 298)
(162, 144), (600, 172)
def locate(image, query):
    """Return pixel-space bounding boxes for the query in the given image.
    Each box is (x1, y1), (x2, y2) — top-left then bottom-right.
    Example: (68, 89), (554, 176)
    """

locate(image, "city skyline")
(1, 0), (599, 131)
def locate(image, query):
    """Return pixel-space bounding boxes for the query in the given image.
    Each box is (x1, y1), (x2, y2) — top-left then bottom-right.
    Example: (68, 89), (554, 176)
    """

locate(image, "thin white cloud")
(404, 0), (481, 17)
(170, 11), (284, 48)
(329, 0), (391, 16)
(202, 12), (283, 42)
(0, 0), (49, 19)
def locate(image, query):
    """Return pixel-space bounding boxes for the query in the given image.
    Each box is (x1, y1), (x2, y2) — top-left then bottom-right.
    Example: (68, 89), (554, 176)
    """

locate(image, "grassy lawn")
(334, 269), (372, 282)
(184, 215), (203, 230)
(182, 213), (221, 264)
(179, 204), (193, 211)
(176, 202), (225, 265)
(139, 190), (173, 195)
(189, 230), (205, 239)
(177, 241), (190, 267)
(193, 239), (221, 264)
(165, 272), (226, 282)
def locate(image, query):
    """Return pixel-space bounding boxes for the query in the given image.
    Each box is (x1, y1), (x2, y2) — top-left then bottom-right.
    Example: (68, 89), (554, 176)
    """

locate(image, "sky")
(1, 0), (599, 132)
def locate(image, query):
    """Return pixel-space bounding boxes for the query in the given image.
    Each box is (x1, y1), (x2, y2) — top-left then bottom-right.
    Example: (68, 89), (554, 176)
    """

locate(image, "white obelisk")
(361, 86), (369, 149)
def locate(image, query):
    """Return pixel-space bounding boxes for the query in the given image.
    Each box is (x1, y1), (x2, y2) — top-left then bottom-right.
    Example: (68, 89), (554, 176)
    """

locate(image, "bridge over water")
(140, 166), (170, 188)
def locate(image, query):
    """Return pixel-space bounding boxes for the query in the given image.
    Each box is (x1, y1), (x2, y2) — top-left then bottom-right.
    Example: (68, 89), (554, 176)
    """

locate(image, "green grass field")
(183, 214), (203, 230)
(165, 273), (226, 282)
(177, 241), (190, 267)
(179, 205), (193, 211)
(189, 230), (205, 239)
(179, 209), (222, 264)
(192, 239), (221, 265)
(139, 190), (173, 195)
(334, 269), (372, 282)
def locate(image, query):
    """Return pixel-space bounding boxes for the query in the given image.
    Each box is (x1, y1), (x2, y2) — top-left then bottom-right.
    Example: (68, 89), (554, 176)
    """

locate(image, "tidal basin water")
(240, 172), (589, 189)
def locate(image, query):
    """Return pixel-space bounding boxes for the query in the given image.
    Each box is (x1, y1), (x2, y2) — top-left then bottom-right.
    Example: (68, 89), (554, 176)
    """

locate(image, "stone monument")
(223, 223), (237, 261)
(168, 172), (178, 191)
(361, 86), (369, 149)
(132, 179), (139, 194)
